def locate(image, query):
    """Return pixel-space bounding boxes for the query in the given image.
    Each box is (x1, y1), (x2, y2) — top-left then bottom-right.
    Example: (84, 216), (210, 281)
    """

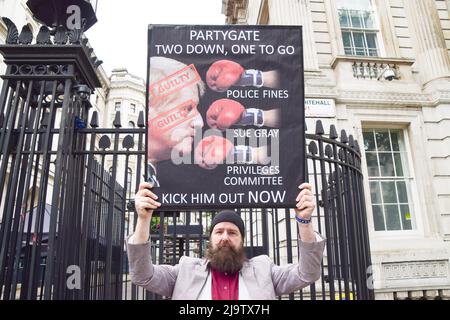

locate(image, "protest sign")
(146, 25), (305, 209)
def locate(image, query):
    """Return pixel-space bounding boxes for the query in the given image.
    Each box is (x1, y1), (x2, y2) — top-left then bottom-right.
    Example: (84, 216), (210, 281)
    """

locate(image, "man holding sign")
(129, 24), (324, 300)
(127, 182), (325, 300)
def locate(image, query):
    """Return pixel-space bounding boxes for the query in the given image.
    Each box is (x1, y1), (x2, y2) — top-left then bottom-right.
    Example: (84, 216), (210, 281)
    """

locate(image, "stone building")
(222, 0), (450, 299)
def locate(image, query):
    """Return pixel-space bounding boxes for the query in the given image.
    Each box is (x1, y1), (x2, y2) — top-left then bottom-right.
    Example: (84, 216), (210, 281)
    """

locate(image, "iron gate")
(0, 19), (373, 300)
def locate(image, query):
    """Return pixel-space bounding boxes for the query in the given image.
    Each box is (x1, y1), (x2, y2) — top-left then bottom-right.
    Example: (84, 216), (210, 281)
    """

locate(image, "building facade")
(223, 0), (450, 299)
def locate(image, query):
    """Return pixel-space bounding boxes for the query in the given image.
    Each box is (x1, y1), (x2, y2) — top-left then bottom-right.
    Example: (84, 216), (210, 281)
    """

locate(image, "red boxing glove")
(206, 99), (245, 130)
(195, 135), (234, 170)
(206, 60), (244, 92)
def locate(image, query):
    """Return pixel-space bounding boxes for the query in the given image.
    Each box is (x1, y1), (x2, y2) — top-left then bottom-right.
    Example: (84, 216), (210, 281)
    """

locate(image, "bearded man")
(126, 182), (325, 300)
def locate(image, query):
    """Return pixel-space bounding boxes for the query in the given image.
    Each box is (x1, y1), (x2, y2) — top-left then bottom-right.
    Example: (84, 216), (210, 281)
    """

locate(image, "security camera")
(377, 66), (396, 81)
(384, 68), (395, 81)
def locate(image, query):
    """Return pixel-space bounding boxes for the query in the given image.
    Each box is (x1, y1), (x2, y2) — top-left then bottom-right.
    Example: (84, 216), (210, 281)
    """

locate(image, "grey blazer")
(127, 234), (325, 300)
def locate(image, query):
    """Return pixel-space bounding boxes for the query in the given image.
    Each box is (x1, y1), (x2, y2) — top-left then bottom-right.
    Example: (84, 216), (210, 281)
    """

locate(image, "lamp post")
(26, 0), (98, 31)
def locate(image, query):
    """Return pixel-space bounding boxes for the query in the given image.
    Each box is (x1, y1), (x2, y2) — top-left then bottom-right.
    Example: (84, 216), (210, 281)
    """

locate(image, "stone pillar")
(405, 0), (450, 86)
(268, 0), (319, 71)
(410, 0), (450, 241)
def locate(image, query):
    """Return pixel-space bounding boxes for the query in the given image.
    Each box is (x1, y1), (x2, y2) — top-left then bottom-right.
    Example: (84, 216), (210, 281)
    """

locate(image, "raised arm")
(127, 182), (178, 297)
(270, 183), (326, 296)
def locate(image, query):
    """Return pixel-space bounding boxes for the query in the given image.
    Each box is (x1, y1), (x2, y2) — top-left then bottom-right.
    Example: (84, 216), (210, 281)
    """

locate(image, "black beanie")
(209, 210), (245, 238)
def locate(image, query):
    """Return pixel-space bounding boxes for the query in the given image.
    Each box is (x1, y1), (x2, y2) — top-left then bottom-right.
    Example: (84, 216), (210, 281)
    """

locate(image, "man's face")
(148, 84), (204, 163)
(206, 222), (246, 274)
(210, 222), (243, 250)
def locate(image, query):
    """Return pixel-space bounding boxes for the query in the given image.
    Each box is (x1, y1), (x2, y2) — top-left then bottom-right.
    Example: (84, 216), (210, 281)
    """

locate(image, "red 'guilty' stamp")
(149, 64), (201, 100)
(148, 99), (199, 134)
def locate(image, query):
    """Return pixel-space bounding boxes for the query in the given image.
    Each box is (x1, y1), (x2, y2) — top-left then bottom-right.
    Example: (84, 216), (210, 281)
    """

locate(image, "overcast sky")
(87, 0), (226, 80)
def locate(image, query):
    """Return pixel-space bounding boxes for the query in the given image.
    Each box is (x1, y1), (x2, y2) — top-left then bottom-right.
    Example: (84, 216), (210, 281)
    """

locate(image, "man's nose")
(220, 231), (231, 241)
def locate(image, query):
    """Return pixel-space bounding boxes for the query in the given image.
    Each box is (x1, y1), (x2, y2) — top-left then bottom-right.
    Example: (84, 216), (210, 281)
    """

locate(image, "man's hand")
(135, 182), (161, 219)
(129, 182), (161, 245)
(295, 183), (315, 220)
(295, 183), (317, 243)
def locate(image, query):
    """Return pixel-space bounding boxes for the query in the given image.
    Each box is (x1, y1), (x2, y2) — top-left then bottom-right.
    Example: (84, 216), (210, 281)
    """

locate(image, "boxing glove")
(207, 99), (264, 130)
(206, 60), (263, 92)
(195, 135), (234, 170)
(207, 99), (244, 130)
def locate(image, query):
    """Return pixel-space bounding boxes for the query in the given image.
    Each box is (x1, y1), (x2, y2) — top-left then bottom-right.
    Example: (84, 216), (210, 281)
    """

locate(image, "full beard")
(205, 241), (247, 274)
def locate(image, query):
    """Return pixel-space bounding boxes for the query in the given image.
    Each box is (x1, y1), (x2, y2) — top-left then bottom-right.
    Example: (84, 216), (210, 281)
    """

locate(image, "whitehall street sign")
(305, 98), (335, 118)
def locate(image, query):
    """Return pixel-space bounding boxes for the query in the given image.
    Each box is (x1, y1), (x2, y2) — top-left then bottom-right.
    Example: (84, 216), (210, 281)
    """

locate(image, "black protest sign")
(146, 25), (305, 209)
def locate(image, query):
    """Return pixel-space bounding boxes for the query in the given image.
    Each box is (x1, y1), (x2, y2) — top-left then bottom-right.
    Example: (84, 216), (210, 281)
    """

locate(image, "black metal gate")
(0, 19), (373, 300)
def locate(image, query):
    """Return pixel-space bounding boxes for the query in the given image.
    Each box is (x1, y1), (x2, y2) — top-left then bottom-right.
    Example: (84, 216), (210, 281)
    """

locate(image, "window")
(128, 121), (135, 128)
(363, 129), (414, 231)
(114, 101), (121, 112)
(337, 0), (379, 57)
(130, 103), (136, 113)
